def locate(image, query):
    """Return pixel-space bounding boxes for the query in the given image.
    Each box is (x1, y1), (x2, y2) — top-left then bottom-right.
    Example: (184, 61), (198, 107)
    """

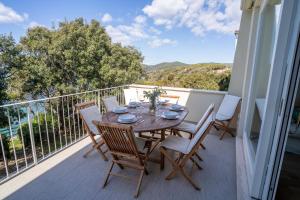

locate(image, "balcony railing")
(0, 85), (127, 183)
(0, 84), (227, 185)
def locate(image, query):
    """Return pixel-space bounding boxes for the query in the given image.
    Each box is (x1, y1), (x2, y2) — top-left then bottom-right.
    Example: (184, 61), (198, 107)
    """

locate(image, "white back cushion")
(216, 94), (241, 121)
(187, 113), (214, 153)
(195, 104), (214, 132)
(102, 96), (119, 112)
(124, 88), (138, 105)
(79, 105), (102, 135)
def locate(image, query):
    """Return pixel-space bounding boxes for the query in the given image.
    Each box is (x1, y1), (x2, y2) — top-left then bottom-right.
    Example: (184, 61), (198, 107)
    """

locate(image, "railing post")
(27, 106), (38, 165)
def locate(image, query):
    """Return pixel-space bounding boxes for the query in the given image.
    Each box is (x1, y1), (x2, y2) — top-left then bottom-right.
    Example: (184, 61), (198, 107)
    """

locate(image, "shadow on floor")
(6, 131), (236, 200)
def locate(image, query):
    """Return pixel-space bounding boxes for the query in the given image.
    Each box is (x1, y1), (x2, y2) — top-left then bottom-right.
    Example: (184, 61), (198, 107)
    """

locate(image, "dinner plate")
(161, 115), (180, 120)
(113, 107), (128, 114)
(117, 117), (138, 124)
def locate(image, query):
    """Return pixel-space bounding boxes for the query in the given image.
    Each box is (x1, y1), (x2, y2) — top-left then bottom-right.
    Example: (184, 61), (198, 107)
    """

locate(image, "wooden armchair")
(102, 96), (119, 112)
(160, 111), (215, 190)
(92, 121), (153, 198)
(171, 104), (215, 150)
(75, 101), (108, 161)
(214, 94), (241, 140)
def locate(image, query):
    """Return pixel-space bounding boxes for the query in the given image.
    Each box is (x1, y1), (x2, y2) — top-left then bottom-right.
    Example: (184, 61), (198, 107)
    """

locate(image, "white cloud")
(106, 25), (132, 45)
(143, 0), (241, 36)
(134, 15), (147, 24)
(101, 13), (112, 23)
(0, 2), (28, 23)
(28, 21), (46, 29)
(105, 16), (149, 46)
(148, 37), (177, 48)
(149, 26), (161, 35)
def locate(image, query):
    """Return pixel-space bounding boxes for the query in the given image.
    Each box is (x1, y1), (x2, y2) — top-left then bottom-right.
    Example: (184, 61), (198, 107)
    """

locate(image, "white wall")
(128, 84), (226, 122)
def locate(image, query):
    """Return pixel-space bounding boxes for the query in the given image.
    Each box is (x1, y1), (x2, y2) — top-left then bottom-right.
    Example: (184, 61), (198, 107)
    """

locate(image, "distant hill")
(137, 63), (232, 91)
(143, 61), (189, 71)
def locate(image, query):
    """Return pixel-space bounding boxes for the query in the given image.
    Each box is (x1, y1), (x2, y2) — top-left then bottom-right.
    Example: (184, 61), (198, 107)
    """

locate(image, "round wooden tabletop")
(102, 103), (189, 132)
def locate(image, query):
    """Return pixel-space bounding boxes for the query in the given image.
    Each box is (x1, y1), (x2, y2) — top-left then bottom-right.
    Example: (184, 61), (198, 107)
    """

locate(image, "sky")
(0, 0), (241, 65)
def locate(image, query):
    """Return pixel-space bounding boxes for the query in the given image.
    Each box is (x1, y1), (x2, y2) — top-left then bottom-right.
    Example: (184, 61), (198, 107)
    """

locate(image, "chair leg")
(83, 148), (95, 158)
(103, 162), (114, 188)
(96, 147), (108, 161)
(219, 130), (227, 140)
(180, 168), (201, 190)
(194, 153), (203, 161)
(134, 169), (145, 198)
(190, 157), (202, 170)
(200, 143), (206, 150)
(160, 147), (180, 180)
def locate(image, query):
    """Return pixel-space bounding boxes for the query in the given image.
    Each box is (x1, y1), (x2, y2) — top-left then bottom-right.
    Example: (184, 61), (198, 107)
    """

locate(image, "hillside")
(137, 63), (232, 91)
(143, 61), (189, 71)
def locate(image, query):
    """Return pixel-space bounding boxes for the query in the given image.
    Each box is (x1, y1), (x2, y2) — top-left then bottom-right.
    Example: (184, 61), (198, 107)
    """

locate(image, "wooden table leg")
(160, 129), (166, 170)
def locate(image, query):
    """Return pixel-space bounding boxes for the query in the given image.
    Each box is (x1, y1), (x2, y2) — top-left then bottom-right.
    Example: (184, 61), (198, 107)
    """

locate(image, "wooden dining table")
(102, 103), (189, 169)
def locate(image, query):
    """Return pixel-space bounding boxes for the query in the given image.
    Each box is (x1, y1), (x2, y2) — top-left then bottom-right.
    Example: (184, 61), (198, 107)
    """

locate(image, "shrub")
(0, 134), (11, 160)
(17, 113), (58, 149)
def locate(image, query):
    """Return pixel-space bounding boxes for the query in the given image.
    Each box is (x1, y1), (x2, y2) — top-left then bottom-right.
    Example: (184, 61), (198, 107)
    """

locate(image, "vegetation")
(0, 18), (144, 162)
(3, 18), (143, 100)
(137, 63), (232, 91)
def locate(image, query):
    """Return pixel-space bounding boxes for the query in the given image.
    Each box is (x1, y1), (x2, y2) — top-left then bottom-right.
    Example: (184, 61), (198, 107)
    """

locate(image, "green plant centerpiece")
(143, 87), (166, 112)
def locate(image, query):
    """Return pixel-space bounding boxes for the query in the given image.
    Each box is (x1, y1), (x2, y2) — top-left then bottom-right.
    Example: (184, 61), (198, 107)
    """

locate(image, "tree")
(0, 34), (24, 159)
(14, 18), (144, 99)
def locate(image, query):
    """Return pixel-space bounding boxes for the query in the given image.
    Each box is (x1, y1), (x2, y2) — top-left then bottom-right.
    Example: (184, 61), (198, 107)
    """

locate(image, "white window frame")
(241, 0), (300, 199)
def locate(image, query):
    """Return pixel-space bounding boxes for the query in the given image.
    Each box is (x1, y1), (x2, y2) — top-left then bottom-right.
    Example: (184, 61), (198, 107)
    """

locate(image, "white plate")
(117, 117), (138, 124)
(169, 107), (184, 111)
(158, 99), (169, 105)
(162, 111), (179, 120)
(113, 107), (128, 114)
(161, 115), (179, 120)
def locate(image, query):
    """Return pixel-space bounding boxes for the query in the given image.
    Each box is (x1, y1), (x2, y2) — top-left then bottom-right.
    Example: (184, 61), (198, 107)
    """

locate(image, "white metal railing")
(0, 85), (127, 183)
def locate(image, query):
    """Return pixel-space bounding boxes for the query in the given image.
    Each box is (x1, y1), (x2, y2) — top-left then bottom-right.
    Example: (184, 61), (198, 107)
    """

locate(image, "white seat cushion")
(173, 122), (197, 134)
(161, 135), (190, 154)
(79, 105), (102, 135)
(134, 137), (150, 154)
(102, 96), (119, 112)
(215, 113), (230, 121)
(216, 94), (240, 121)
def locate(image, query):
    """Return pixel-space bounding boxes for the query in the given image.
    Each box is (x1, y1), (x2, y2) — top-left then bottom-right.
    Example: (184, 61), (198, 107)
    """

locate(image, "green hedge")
(17, 113), (58, 149)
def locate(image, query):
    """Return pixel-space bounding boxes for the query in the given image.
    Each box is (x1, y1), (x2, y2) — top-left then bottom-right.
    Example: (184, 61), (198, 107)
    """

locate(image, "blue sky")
(0, 0), (241, 65)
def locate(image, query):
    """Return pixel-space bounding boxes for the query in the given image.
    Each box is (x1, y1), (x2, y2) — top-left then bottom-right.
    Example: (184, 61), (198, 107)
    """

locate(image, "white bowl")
(162, 111), (178, 119)
(128, 102), (139, 108)
(158, 99), (169, 105)
(113, 106), (128, 114)
(170, 104), (182, 111)
(118, 114), (137, 123)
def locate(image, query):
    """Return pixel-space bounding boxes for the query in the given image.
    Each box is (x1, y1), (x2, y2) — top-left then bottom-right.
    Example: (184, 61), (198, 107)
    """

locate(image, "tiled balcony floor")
(2, 131), (236, 200)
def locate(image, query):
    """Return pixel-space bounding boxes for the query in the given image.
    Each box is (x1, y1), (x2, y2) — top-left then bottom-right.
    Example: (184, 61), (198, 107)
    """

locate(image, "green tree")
(0, 34), (24, 159)
(15, 18), (143, 99)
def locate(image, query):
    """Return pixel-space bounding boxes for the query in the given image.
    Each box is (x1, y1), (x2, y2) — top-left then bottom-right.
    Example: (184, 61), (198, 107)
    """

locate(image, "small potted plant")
(143, 87), (166, 112)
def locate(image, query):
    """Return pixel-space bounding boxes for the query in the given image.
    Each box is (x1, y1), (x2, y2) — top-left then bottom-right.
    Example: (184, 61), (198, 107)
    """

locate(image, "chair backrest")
(102, 96), (119, 112)
(124, 88), (138, 105)
(93, 121), (143, 163)
(195, 104), (215, 133)
(187, 111), (215, 153)
(216, 94), (241, 121)
(160, 94), (180, 104)
(75, 101), (102, 135)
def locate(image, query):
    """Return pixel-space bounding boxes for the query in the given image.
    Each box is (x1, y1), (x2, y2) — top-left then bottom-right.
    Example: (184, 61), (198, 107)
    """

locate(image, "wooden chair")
(102, 96), (119, 112)
(214, 94), (241, 140)
(171, 104), (215, 150)
(92, 121), (154, 198)
(160, 111), (215, 190)
(75, 101), (108, 161)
